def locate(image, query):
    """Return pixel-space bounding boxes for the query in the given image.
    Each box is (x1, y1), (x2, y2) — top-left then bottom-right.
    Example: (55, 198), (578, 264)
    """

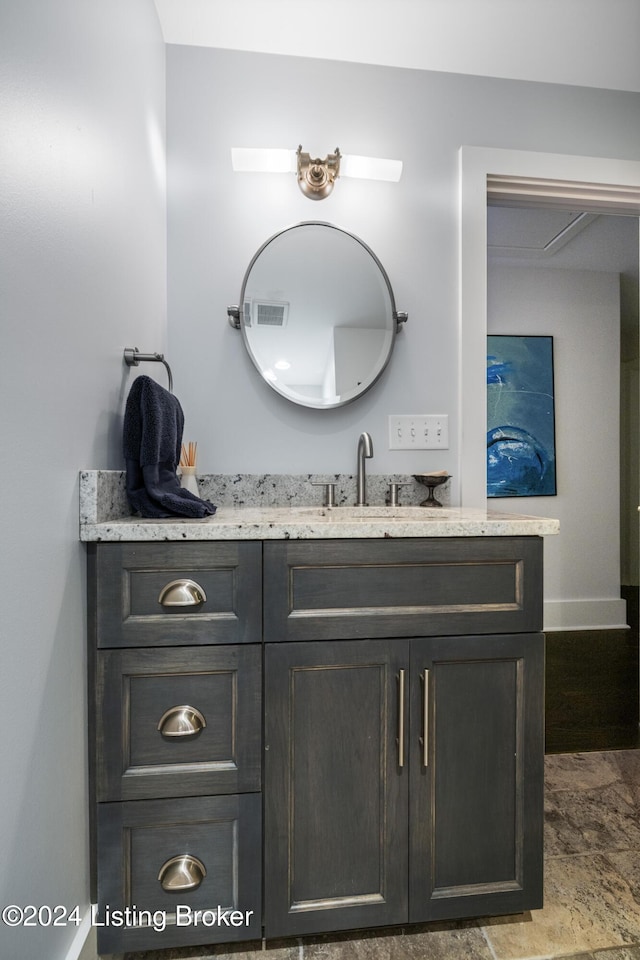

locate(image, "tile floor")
(123, 750), (640, 960)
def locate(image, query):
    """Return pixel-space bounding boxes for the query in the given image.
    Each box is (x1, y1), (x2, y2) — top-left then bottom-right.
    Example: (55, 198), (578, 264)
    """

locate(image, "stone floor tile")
(609, 751), (640, 808)
(605, 849), (640, 901)
(582, 948), (640, 959)
(485, 854), (640, 960)
(302, 922), (494, 960)
(544, 752), (624, 795)
(481, 853), (640, 960)
(544, 782), (640, 858)
(123, 940), (298, 960)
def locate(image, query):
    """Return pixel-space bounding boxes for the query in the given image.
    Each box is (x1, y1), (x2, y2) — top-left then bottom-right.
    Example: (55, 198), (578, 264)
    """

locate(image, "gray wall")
(487, 212), (640, 619)
(488, 265), (623, 630)
(0, 1), (166, 957)
(166, 46), (640, 497)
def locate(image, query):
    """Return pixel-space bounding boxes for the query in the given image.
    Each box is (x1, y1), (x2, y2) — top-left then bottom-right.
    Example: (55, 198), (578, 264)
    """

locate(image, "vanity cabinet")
(88, 534), (544, 953)
(87, 541), (263, 954)
(263, 538), (544, 938)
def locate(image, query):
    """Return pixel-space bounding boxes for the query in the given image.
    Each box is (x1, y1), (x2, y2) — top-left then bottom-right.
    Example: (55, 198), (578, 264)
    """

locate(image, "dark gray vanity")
(82, 471), (557, 955)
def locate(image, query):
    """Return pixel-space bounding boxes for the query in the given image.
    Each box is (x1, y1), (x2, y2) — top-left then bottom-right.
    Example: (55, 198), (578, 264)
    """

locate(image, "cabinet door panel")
(96, 645), (261, 800)
(90, 542), (261, 648)
(96, 794), (261, 953)
(264, 538), (542, 642)
(409, 633), (544, 921)
(265, 640), (409, 938)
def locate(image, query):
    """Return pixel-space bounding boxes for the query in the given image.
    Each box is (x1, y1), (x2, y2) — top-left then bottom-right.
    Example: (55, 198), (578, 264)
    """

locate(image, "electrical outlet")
(388, 415), (449, 450)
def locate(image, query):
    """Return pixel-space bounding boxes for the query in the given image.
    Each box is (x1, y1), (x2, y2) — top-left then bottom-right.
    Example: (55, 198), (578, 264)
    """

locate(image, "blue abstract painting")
(487, 335), (557, 498)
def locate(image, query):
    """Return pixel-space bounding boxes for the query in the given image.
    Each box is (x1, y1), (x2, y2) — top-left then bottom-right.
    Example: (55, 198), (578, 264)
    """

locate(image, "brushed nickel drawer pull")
(421, 668), (430, 767)
(157, 705), (207, 737)
(158, 854), (207, 892)
(158, 578), (207, 607)
(397, 669), (406, 768)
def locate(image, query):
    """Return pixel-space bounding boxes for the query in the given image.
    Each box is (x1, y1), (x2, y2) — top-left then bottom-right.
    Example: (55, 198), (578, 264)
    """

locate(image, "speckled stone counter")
(79, 470), (559, 541)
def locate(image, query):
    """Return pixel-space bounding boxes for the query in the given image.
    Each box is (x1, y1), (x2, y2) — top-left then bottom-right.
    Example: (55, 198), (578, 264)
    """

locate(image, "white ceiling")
(488, 207), (639, 275)
(153, 0), (640, 93)
(488, 209), (597, 258)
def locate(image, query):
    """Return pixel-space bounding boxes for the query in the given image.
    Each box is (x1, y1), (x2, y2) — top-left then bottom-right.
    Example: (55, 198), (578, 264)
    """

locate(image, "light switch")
(388, 415), (449, 450)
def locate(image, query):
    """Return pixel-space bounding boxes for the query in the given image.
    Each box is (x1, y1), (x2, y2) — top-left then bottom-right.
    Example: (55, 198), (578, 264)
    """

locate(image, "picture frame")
(487, 335), (557, 497)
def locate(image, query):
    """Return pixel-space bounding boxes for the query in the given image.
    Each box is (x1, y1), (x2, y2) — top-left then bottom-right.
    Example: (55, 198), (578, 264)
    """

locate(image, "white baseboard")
(544, 598), (629, 632)
(64, 908), (122, 960)
(62, 909), (94, 960)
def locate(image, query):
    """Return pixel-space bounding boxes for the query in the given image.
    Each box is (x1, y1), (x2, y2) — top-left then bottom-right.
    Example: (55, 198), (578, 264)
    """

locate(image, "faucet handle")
(311, 481), (337, 508)
(388, 481), (412, 507)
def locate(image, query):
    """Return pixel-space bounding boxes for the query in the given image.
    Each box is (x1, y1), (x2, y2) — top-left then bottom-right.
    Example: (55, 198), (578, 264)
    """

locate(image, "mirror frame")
(229, 221), (406, 409)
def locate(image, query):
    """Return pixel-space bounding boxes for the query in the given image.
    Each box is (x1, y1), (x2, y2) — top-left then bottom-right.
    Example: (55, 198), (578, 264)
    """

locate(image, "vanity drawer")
(96, 793), (261, 954)
(96, 645), (261, 801)
(264, 537), (542, 641)
(89, 542), (261, 648)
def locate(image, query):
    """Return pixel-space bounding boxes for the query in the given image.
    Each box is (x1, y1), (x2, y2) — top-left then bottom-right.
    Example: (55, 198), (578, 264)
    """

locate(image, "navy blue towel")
(123, 375), (216, 519)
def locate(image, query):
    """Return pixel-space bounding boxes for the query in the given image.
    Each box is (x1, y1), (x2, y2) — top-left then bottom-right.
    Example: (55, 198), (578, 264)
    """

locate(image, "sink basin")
(291, 505), (455, 520)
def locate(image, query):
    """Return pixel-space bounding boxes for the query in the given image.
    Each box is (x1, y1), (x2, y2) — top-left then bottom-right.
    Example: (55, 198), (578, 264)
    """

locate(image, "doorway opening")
(486, 203), (639, 751)
(459, 148), (640, 751)
(459, 150), (640, 507)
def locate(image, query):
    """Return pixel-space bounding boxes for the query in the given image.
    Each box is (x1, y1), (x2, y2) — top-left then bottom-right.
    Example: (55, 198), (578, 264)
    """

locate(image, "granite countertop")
(80, 471), (560, 542)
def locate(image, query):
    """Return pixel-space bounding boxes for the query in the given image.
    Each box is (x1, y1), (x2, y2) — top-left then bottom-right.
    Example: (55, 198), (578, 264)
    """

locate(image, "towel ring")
(124, 347), (173, 393)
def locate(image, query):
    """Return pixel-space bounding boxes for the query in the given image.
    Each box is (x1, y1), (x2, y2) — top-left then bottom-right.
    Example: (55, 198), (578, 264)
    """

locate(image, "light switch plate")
(388, 415), (449, 450)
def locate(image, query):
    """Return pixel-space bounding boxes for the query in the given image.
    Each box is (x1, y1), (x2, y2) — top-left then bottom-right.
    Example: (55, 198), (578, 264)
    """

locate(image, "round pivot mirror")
(233, 221), (405, 409)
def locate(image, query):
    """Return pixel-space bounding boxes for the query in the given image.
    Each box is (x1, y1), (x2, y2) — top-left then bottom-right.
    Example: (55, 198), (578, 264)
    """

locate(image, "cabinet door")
(409, 633), (544, 922)
(264, 640), (409, 938)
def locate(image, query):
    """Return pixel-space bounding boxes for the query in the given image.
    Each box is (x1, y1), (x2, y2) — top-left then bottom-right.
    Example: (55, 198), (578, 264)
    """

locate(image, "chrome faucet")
(356, 432), (374, 506)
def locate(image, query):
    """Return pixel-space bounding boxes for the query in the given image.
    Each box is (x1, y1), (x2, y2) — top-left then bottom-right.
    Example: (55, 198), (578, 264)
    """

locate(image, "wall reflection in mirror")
(229, 222), (406, 409)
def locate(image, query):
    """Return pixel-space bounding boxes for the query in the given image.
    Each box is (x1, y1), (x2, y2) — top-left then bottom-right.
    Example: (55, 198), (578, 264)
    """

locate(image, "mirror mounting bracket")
(394, 311), (408, 332)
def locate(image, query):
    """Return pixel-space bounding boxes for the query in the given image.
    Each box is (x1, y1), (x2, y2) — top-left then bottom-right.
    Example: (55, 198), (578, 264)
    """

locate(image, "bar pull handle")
(420, 668), (430, 767)
(397, 669), (406, 768)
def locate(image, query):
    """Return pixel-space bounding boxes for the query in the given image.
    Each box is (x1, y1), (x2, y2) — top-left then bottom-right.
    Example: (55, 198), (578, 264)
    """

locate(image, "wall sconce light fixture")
(231, 145), (402, 200)
(297, 146), (341, 200)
